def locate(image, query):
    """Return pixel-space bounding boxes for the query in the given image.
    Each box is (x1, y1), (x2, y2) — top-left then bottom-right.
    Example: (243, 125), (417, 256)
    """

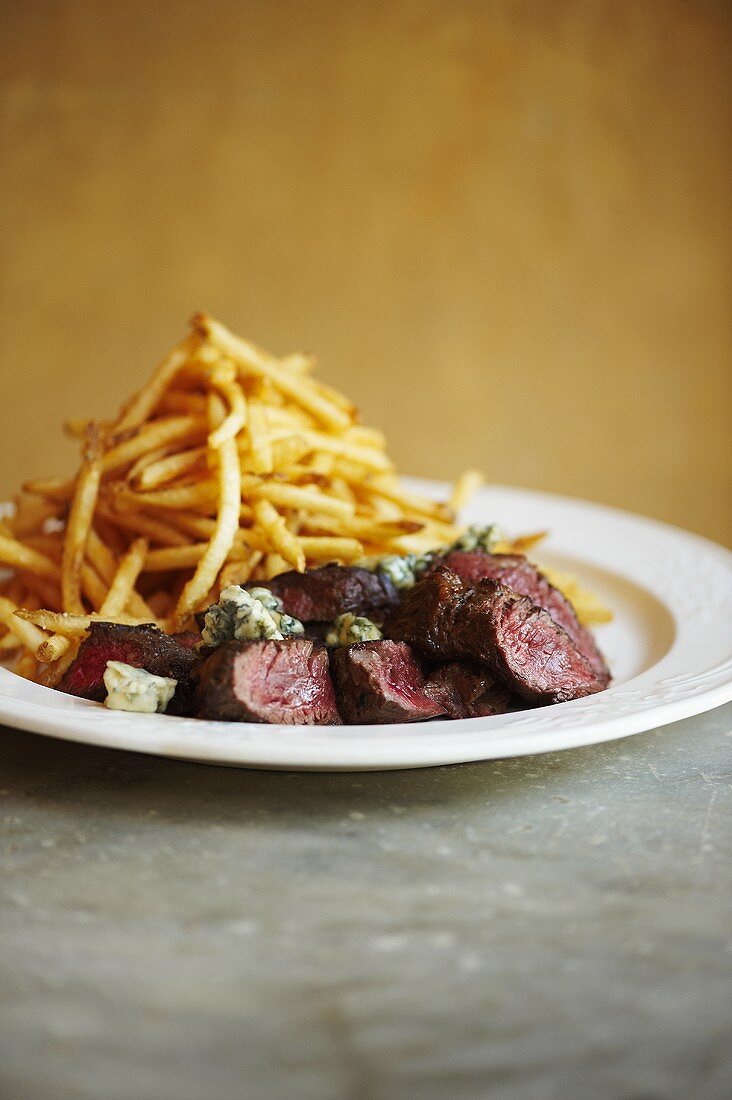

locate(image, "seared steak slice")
(384, 570), (607, 704)
(329, 640), (446, 724)
(59, 622), (200, 715)
(247, 564), (398, 623)
(437, 551), (609, 684)
(196, 638), (340, 725)
(424, 662), (511, 719)
(383, 569), (472, 659)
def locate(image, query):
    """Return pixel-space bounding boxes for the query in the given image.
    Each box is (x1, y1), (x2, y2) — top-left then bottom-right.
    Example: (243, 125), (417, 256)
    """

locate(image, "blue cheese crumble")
(201, 585), (304, 648)
(450, 524), (501, 553)
(376, 554), (418, 591)
(325, 613), (383, 647)
(103, 661), (177, 714)
(360, 528), (500, 593)
(358, 552), (436, 591)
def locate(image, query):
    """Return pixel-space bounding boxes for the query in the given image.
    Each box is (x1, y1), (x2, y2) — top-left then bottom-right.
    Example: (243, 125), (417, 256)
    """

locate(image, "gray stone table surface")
(1, 706), (731, 1100)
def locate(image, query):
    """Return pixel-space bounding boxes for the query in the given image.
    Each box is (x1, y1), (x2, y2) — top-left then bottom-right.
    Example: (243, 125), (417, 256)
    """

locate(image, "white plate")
(1, 482), (731, 771)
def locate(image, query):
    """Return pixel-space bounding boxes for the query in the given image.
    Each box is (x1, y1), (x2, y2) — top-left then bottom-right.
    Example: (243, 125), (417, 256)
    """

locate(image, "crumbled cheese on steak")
(103, 661), (177, 713)
(450, 524), (501, 553)
(247, 586), (284, 612)
(358, 528), (500, 592)
(201, 585), (304, 647)
(357, 552), (434, 591)
(325, 613), (383, 647)
(376, 555), (418, 591)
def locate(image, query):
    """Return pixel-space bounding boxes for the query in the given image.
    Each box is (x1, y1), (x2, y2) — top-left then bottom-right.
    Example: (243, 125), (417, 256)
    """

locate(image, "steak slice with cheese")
(59, 622), (200, 715)
(384, 569), (608, 705)
(247, 564), (398, 623)
(196, 638), (340, 725)
(329, 640), (446, 724)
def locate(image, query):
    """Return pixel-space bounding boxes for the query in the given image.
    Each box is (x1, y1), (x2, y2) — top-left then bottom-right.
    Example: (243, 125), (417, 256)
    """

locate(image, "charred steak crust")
(247, 564), (398, 623)
(195, 638), (340, 725)
(424, 662), (511, 719)
(329, 640), (446, 725)
(383, 569), (473, 659)
(59, 622), (200, 714)
(436, 551), (610, 684)
(384, 569), (607, 705)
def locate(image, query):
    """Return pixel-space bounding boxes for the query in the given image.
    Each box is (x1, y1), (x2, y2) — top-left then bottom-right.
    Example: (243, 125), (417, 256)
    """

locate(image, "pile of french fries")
(0, 314), (490, 685)
(0, 313), (610, 690)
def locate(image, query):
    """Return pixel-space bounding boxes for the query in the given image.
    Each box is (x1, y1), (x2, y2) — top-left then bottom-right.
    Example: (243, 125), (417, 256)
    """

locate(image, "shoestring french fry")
(61, 424), (104, 614)
(250, 481), (356, 520)
(127, 445), (175, 485)
(294, 430), (392, 471)
(208, 360), (248, 449)
(134, 446), (208, 491)
(37, 639), (81, 687)
(261, 405), (316, 433)
(0, 534), (60, 580)
(244, 399), (274, 474)
(98, 538), (148, 618)
(504, 531), (548, 554)
(42, 535), (154, 663)
(365, 476), (455, 523)
(154, 391), (209, 417)
(216, 553), (264, 593)
(103, 415), (207, 475)
(253, 499), (305, 572)
(263, 552), (292, 580)
(0, 597), (48, 653)
(280, 352), (315, 375)
(85, 528), (119, 584)
(110, 480), (218, 513)
(297, 536), (364, 561)
(269, 435), (311, 469)
(194, 313), (352, 431)
(21, 476), (75, 502)
(96, 505), (192, 548)
(80, 563), (109, 611)
(173, 433), (241, 625)
(37, 563), (110, 664)
(15, 609), (153, 636)
(450, 469), (484, 513)
(113, 332), (199, 434)
(15, 653), (38, 680)
(63, 418), (93, 439)
(538, 565), (613, 626)
(143, 544), (211, 572)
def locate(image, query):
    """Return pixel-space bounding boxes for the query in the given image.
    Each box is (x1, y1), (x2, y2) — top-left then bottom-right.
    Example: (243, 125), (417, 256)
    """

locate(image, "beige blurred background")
(1, 0), (730, 543)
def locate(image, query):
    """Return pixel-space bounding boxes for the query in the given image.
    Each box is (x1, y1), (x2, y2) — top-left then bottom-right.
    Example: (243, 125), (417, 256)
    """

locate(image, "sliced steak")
(424, 662), (511, 719)
(436, 550), (609, 684)
(196, 638), (340, 725)
(59, 622), (200, 715)
(329, 640), (446, 724)
(384, 570), (607, 704)
(247, 564), (398, 623)
(383, 569), (472, 660)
